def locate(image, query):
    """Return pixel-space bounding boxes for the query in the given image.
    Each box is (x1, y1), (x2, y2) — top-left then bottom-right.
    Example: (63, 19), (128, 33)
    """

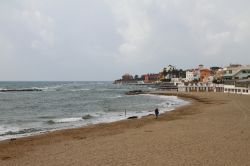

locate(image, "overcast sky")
(0, 0), (250, 81)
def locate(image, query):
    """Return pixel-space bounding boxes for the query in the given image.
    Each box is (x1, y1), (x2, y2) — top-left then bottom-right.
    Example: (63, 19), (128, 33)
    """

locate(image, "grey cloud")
(0, 0), (249, 80)
(108, 0), (250, 71)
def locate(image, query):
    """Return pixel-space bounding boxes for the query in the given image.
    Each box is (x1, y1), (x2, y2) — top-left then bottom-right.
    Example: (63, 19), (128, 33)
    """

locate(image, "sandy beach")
(1, 92), (250, 166)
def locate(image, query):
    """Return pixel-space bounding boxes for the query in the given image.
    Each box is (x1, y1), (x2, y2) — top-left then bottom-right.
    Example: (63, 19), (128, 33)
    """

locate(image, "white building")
(165, 65), (176, 72)
(223, 65), (250, 80)
(224, 80), (250, 95)
(185, 70), (194, 82)
(171, 78), (182, 86)
(224, 84), (250, 95)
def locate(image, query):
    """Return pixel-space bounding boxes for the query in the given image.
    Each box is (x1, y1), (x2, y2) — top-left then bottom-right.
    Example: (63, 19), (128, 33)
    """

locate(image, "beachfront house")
(222, 64), (250, 95)
(185, 67), (200, 83)
(164, 65), (176, 80)
(213, 69), (224, 83)
(185, 70), (194, 82)
(163, 66), (186, 81)
(193, 69), (200, 82)
(165, 65), (176, 72)
(198, 64), (204, 70)
(199, 69), (211, 83)
(227, 65), (250, 80)
(144, 73), (162, 83)
(224, 80), (250, 95)
(222, 64), (242, 80)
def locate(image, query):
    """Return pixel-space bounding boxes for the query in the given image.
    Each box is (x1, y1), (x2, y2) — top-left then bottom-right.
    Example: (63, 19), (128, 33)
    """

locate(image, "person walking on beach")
(155, 108), (159, 119)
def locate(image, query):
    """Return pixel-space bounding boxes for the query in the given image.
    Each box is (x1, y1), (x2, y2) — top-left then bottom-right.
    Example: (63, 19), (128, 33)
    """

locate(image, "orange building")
(199, 69), (211, 82)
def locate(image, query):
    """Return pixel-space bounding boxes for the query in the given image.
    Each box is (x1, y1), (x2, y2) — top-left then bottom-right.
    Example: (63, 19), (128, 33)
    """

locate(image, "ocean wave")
(96, 88), (124, 92)
(0, 125), (19, 136)
(0, 126), (40, 136)
(107, 95), (123, 99)
(140, 94), (184, 107)
(158, 102), (173, 108)
(38, 84), (92, 92)
(70, 88), (90, 92)
(140, 94), (178, 99)
(0, 86), (63, 92)
(35, 85), (65, 92)
(47, 117), (83, 124)
(38, 116), (56, 119)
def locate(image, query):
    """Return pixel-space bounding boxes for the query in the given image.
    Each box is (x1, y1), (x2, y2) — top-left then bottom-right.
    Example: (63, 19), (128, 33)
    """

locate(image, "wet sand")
(1, 92), (250, 166)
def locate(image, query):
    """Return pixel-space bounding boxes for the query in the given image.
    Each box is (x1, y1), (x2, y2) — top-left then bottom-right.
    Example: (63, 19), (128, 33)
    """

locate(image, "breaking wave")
(47, 117), (83, 124)
(0, 126), (41, 136)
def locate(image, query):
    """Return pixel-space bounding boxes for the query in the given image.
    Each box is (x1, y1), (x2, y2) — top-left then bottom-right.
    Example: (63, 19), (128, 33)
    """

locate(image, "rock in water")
(125, 90), (143, 95)
(82, 114), (93, 120)
(127, 116), (138, 119)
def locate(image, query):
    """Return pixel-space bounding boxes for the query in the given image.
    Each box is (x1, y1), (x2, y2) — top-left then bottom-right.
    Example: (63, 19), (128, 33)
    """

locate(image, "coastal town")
(114, 64), (250, 95)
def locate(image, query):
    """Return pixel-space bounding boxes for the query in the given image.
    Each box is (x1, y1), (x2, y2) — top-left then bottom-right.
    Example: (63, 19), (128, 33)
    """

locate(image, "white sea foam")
(0, 84), (189, 141)
(158, 95), (178, 99)
(96, 88), (125, 91)
(70, 88), (90, 92)
(0, 125), (20, 136)
(32, 84), (67, 92)
(0, 126), (44, 141)
(107, 95), (123, 99)
(50, 117), (83, 123)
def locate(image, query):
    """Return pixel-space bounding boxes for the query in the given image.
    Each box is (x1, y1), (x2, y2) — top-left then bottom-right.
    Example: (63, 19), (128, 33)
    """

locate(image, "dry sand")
(0, 92), (250, 166)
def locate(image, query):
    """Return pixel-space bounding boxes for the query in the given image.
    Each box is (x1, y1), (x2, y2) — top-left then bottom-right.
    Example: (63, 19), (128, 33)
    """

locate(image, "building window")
(243, 89), (245, 93)
(247, 90), (249, 93)
(225, 88), (227, 91)
(238, 89), (241, 92)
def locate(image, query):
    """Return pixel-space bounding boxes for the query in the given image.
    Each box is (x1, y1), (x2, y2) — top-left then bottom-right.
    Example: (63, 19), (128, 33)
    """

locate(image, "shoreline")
(0, 93), (188, 142)
(1, 92), (250, 165)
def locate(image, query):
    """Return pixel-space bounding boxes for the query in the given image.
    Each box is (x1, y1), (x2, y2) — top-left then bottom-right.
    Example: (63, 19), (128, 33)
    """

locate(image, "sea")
(0, 81), (188, 141)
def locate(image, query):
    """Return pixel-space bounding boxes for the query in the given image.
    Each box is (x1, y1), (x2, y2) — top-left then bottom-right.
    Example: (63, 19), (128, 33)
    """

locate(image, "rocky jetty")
(125, 90), (144, 95)
(0, 88), (42, 92)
